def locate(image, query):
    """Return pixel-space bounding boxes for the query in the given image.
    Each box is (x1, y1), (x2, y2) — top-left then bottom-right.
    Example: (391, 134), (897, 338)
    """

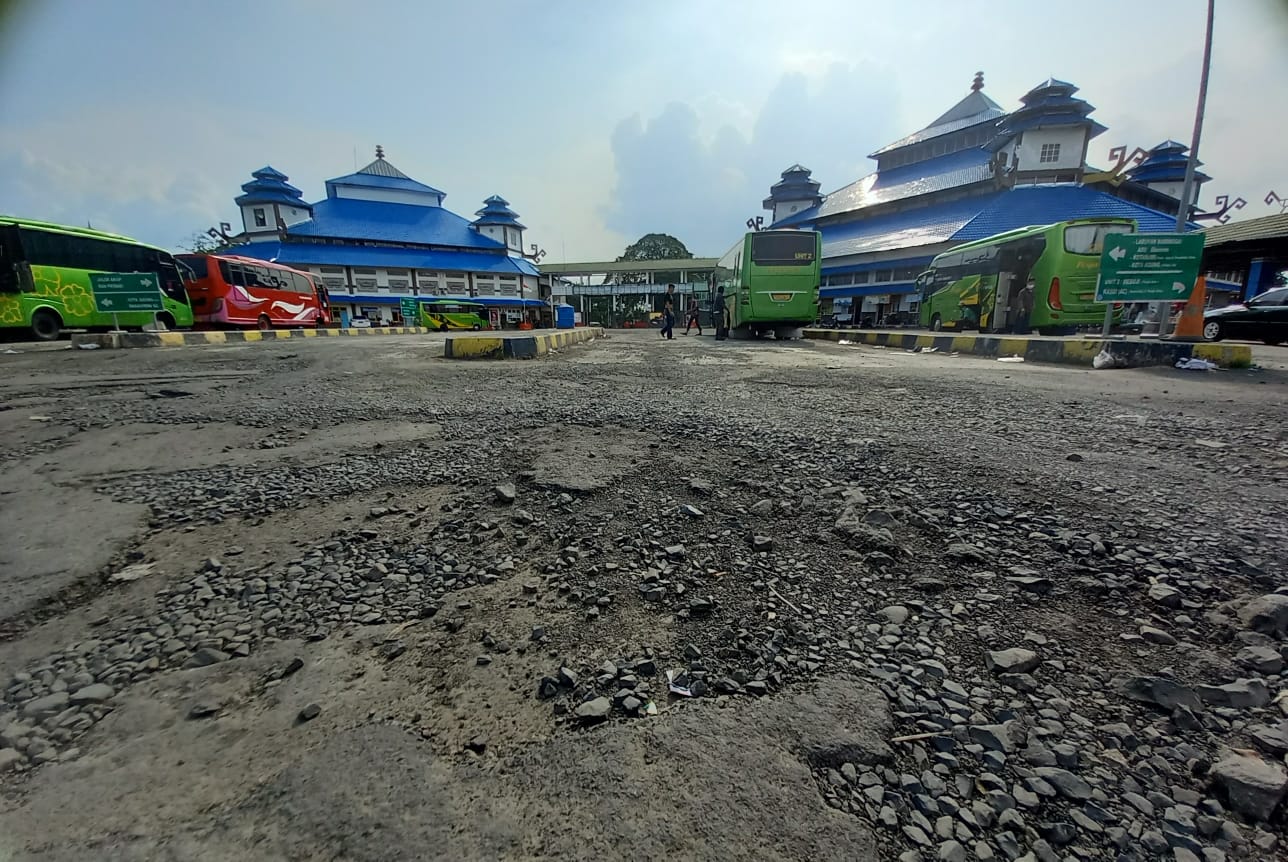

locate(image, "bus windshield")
(1064, 223), (1134, 255)
(751, 232), (816, 266)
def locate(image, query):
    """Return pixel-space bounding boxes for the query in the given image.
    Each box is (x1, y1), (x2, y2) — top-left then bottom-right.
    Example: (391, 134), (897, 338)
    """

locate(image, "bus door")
(316, 284), (331, 324)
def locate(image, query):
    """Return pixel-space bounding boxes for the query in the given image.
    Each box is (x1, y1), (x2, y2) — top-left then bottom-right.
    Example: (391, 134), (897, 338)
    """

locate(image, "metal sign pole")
(1098, 276), (1113, 338)
(1158, 0), (1214, 339)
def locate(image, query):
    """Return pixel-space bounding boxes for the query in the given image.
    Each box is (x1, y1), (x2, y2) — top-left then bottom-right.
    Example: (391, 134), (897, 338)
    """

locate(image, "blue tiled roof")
(808, 148), (995, 222)
(230, 240), (539, 276)
(326, 172), (445, 197)
(814, 185), (1194, 264)
(871, 90), (1005, 157)
(235, 190), (313, 209)
(820, 193), (1003, 258)
(286, 198), (504, 249)
(951, 185), (1191, 241)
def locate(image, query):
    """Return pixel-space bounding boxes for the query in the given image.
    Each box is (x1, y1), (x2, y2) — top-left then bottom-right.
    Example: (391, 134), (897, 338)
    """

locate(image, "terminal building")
(765, 75), (1211, 326)
(222, 148), (543, 326)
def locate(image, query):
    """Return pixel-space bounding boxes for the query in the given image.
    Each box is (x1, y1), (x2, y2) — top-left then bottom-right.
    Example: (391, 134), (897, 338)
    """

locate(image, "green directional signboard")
(400, 297), (419, 323)
(1095, 232), (1205, 302)
(90, 272), (164, 312)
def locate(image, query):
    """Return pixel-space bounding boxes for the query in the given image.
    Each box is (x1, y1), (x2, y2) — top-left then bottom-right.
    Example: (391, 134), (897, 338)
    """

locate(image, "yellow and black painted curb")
(803, 329), (1252, 369)
(70, 327), (434, 349)
(443, 327), (605, 360)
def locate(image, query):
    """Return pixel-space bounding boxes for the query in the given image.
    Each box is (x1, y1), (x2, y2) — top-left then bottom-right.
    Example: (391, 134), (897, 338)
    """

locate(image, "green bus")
(916, 218), (1135, 334)
(0, 216), (194, 340)
(713, 229), (821, 339)
(417, 298), (487, 331)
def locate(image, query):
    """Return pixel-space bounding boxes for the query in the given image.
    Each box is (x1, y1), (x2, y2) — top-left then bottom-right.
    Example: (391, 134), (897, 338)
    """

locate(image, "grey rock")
(493, 483), (517, 504)
(574, 696), (612, 723)
(946, 543), (988, 563)
(187, 702), (220, 719)
(1032, 767), (1092, 800)
(1149, 583), (1184, 608)
(664, 544), (686, 560)
(1006, 576), (1052, 595)
(0, 748), (22, 773)
(1117, 675), (1201, 711)
(1237, 594), (1288, 638)
(880, 605), (910, 624)
(21, 692), (69, 719)
(1236, 645), (1284, 675)
(749, 499), (774, 516)
(297, 703), (321, 722)
(678, 504), (704, 518)
(1249, 720), (1288, 756)
(985, 648), (1040, 674)
(185, 647), (230, 668)
(969, 724), (1013, 753)
(1140, 625), (1178, 646)
(750, 535), (774, 553)
(1196, 679), (1271, 709)
(1210, 753), (1288, 822)
(937, 839), (967, 862)
(916, 576), (949, 593)
(68, 683), (114, 705)
(1122, 791), (1155, 816)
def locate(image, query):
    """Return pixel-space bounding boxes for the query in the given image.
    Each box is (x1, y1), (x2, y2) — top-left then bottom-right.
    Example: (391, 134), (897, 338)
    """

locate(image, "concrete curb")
(444, 327), (605, 360)
(70, 327), (434, 349)
(803, 329), (1252, 369)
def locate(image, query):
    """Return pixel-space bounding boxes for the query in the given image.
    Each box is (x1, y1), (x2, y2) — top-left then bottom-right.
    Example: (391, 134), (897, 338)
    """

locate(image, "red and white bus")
(177, 253), (330, 330)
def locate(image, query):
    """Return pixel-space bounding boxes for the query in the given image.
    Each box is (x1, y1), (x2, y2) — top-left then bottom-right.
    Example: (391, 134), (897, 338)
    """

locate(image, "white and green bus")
(0, 217), (194, 340)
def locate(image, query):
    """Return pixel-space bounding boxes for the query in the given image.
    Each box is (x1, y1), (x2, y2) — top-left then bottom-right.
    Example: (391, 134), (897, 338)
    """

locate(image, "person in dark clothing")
(683, 296), (702, 335)
(1014, 277), (1035, 334)
(713, 283), (728, 341)
(659, 283), (676, 339)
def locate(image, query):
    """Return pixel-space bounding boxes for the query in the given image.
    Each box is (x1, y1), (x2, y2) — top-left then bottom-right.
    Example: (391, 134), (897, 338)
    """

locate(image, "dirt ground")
(0, 331), (1285, 861)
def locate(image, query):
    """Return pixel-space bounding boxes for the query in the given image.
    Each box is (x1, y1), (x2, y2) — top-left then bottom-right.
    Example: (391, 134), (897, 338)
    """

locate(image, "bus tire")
(930, 314), (943, 332)
(31, 308), (62, 341)
(156, 312), (176, 331)
(257, 315), (272, 331)
(472, 324), (481, 331)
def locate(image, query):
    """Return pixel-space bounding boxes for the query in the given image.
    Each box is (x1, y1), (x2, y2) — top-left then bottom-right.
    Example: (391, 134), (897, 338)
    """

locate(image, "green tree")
(615, 233), (692, 284)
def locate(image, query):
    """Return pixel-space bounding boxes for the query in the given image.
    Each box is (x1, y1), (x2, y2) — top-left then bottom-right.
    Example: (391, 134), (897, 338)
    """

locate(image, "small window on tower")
(1039, 143), (1061, 164)
(253, 208), (267, 227)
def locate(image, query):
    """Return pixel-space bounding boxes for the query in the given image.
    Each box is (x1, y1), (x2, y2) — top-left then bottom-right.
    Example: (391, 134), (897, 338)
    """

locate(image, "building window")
(253, 208), (267, 228)
(1039, 143), (1061, 163)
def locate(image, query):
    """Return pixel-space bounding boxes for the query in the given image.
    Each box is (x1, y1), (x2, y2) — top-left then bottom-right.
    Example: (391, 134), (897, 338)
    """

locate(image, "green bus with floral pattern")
(0, 217), (194, 340)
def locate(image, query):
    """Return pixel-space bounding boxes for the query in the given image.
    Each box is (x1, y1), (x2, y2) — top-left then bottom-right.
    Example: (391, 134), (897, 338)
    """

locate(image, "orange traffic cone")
(1169, 275), (1207, 341)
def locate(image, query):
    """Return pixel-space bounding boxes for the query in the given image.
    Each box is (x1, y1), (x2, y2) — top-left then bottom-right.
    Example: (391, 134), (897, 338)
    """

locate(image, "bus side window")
(227, 263), (247, 287)
(0, 226), (22, 292)
(291, 272), (312, 295)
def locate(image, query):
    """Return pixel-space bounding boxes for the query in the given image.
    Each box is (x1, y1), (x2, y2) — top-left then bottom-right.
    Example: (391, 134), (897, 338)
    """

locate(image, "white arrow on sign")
(1108, 246), (1127, 262)
(101, 298), (114, 308)
(1172, 281), (1190, 296)
(140, 278), (153, 287)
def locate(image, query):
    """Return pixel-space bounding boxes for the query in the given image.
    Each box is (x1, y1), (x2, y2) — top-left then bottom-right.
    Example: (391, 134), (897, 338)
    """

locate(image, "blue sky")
(0, 1), (1284, 260)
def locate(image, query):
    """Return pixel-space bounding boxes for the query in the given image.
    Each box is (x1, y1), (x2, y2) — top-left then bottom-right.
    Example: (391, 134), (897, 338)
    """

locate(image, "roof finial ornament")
(971, 71), (984, 92)
(375, 145), (385, 160)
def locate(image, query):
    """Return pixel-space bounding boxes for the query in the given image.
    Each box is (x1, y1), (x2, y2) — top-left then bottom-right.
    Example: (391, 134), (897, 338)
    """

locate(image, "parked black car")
(1203, 287), (1288, 345)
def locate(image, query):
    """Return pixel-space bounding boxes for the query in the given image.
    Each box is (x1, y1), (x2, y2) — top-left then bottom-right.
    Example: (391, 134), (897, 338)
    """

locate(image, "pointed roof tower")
(235, 165), (309, 210)
(1126, 140), (1210, 187)
(763, 164), (824, 212)
(324, 146), (445, 204)
(472, 195), (526, 229)
(871, 72), (1005, 158)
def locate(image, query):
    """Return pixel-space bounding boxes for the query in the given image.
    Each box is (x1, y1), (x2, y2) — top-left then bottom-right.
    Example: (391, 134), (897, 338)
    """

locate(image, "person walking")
(659, 283), (676, 340)
(1014, 276), (1035, 334)
(713, 282), (728, 341)
(683, 295), (702, 335)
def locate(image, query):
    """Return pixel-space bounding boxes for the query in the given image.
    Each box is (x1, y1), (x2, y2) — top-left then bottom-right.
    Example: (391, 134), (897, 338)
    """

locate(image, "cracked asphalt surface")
(0, 330), (1286, 861)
